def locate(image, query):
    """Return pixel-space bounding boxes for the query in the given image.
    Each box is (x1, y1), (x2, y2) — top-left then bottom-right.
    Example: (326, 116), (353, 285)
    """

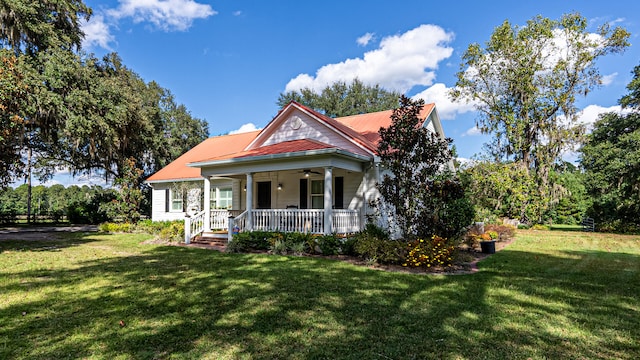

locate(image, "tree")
(102, 157), (144, 223)
(450, 13), (629, 222)
(277, 79), (401, 117)
(376, 96), (473, 240)
(0, 0), (90, 53)
(580, 64), (640, 232)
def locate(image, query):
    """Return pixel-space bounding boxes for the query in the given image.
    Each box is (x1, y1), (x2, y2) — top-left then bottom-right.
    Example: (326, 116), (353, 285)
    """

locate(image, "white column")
(203, 177), (211, 232)
(324, 166), (333, 234)
(246, 173), (253, 231)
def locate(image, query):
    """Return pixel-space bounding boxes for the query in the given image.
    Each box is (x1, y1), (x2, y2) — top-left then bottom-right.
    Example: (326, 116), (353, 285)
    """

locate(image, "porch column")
(246, 173), (253, 231)
(324, 166), (333, 234)
(203, 177), (211, 232)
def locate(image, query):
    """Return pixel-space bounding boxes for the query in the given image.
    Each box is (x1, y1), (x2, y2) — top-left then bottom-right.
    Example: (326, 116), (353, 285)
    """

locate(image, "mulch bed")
(179, 238), (515, 275)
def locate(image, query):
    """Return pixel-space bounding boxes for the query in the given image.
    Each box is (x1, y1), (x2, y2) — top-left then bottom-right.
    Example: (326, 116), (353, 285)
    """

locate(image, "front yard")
(1, 229), (639, 359)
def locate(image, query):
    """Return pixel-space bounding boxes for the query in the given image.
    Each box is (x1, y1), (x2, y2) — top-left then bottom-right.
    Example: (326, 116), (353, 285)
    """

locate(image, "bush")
(341, 237), (358, 256)
(517, 224), (530, 229)
(352, 225), (403, 264)
(403, 235), (456, 269)
(98, 222), (133, 233)
(484, 224), (516, 241)
(157, 222), (184, 243)
(531, 224), (550, 231)
(316, 234), (341, 255)
(227, 231), (276, 253)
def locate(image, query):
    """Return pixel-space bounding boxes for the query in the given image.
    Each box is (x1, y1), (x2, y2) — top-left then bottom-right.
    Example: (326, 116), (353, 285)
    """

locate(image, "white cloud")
(601, 72), (617, 86)
(463, 126), (482, 137)
(108, 0), (216, 32)
(229, 123), (261, 134)
(356, 32), (375, 46)
(412, 83), (475, 120)
(233, 11), (242, 16)
(81, 15), (115, 49)
(285, 24), (454, 94)
(577, 104), (632, 130)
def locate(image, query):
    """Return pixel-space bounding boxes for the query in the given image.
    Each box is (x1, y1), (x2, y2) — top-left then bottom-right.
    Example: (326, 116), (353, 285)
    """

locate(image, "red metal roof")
(199, 139), (336, 162)
(145, 103), (436, 183)
(146, 130), (259, 182)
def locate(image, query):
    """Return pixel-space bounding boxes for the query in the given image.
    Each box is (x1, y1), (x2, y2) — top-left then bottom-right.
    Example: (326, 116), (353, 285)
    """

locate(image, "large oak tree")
(450, 13), (629, 221)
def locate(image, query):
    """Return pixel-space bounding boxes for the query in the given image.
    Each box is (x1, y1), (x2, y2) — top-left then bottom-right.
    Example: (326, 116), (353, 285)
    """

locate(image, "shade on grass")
(0, 230), (639, 359)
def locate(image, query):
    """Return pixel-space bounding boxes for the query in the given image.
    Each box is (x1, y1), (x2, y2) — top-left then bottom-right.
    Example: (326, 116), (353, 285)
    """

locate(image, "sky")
(30, 0), (640, 187)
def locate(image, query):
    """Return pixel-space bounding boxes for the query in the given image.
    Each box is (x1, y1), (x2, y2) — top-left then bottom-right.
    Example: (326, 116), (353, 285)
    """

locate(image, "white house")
(145, 101), (446, 242)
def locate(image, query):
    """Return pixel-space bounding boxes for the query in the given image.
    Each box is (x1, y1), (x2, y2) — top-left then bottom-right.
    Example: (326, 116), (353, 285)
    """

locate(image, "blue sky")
(35, 0), (640, 186)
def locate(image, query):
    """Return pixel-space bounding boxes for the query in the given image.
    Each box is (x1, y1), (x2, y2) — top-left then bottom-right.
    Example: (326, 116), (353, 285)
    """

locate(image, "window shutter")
(165, 189), (169, 212)
(299, 179), (308, 209)
(334, 177), (344, 209)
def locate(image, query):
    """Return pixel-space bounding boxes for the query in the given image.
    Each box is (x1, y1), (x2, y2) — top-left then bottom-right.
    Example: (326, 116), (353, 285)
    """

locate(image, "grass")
(1, 230), (639, 359)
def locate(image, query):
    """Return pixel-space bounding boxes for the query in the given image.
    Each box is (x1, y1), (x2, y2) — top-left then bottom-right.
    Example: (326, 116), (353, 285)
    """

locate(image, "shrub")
(290, 242), (306, 256)
(227, 231), (277, 253)
(531, 224), (550, 230)
(353, 227), (403, 264)
(484, 224), (516, 241)
(517, 224), (530, 229)
(270, 239), (288, 255)
(341, 237), (358, 256)
(316, 234), (341, 255)
(486, 230), (499, 240)
(98, 222), (133, 233)
(157, 221), (184, 243)
(403, 235), (456, 269)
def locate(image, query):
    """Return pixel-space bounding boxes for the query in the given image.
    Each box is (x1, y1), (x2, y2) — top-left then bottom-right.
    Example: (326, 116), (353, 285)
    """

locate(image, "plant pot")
(480, 240), (496, 254)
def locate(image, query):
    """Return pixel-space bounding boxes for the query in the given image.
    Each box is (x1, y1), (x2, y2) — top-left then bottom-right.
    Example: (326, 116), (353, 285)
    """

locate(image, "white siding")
(150, 184), (186, 222)
(262, 111), (370, 156)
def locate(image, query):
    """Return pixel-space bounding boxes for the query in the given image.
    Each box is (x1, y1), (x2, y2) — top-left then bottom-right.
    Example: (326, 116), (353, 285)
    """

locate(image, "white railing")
(184, 210), (206, 244)
(227, 209), (359, 235)
(251, 209), (326, 233)
(231, 210), (248, 233)
(332, 209), (360, 234)
(210, 209), (243, 230)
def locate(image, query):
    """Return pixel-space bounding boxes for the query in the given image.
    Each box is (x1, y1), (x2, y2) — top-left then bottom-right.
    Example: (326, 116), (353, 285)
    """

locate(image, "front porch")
(185, 208), (360, 244)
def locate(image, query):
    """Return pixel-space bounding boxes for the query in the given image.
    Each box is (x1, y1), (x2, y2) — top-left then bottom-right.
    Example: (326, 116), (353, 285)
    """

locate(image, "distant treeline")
(0, 184), (145, 225)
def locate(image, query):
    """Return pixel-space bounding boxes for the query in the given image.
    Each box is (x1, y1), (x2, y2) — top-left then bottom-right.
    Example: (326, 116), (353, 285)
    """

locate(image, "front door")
(257, 181), (271, 209)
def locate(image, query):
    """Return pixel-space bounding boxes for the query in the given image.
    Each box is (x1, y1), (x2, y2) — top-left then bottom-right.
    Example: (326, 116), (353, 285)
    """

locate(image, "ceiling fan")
(299, 169), (321, 177)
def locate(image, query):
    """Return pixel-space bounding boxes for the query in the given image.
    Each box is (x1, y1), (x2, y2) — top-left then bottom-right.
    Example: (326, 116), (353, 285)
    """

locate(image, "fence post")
(184, 214), (191, 244)
(228, 216), (235, 243)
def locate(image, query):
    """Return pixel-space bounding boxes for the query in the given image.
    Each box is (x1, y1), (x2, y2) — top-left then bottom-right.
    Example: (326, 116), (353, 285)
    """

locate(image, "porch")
(185, 208), (361, 243)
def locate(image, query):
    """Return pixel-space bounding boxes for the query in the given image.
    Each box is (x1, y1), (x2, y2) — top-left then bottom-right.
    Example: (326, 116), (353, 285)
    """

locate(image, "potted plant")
(477, 231), (498, 254)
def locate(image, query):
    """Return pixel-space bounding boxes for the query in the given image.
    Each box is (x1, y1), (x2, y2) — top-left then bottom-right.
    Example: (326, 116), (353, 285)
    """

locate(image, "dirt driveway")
(0, 226), (98, 240)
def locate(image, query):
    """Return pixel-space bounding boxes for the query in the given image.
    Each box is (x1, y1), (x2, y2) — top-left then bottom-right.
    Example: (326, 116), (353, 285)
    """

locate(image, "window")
(311, 180), (323, 209)
(210, 187), (233, 209)
(171, 189), (183, 211)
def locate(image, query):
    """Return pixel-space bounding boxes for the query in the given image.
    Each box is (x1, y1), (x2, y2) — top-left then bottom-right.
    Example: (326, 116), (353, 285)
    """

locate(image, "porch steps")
(191, 231), (228, 250)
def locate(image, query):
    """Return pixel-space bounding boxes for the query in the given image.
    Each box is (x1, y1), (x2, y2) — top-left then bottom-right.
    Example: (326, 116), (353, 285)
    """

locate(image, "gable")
(246, 102), (376, 157)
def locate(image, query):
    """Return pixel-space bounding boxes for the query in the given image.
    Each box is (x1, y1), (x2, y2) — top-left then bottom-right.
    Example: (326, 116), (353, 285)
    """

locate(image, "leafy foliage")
(101, 158), (145, 223)
(277, 79), (401, 117)
(451, 13), (630, 222)
(581, 64), (640, 232)
(403, 235), (456, 269)
(376, 95), (473, 239)
(0, 0), (91, 53)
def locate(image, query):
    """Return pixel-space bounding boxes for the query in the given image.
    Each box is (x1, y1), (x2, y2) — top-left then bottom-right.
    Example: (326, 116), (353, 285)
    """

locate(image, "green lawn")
(1, 230), (639, 359)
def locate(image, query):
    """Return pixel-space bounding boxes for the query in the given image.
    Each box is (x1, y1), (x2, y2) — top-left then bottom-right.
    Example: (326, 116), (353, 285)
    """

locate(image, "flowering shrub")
(403, 235), (456, 269)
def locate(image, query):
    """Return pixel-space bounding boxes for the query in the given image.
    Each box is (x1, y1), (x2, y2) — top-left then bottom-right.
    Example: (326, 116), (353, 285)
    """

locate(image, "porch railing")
(211, 209), (243, 230)
(184, 210), (206, 244)
(230, 209), (359, 235)
(332, 209), (360, 234)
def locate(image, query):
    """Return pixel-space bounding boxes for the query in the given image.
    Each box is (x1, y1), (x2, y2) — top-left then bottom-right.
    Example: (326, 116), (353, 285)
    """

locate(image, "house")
(145, 101), (446, 243)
